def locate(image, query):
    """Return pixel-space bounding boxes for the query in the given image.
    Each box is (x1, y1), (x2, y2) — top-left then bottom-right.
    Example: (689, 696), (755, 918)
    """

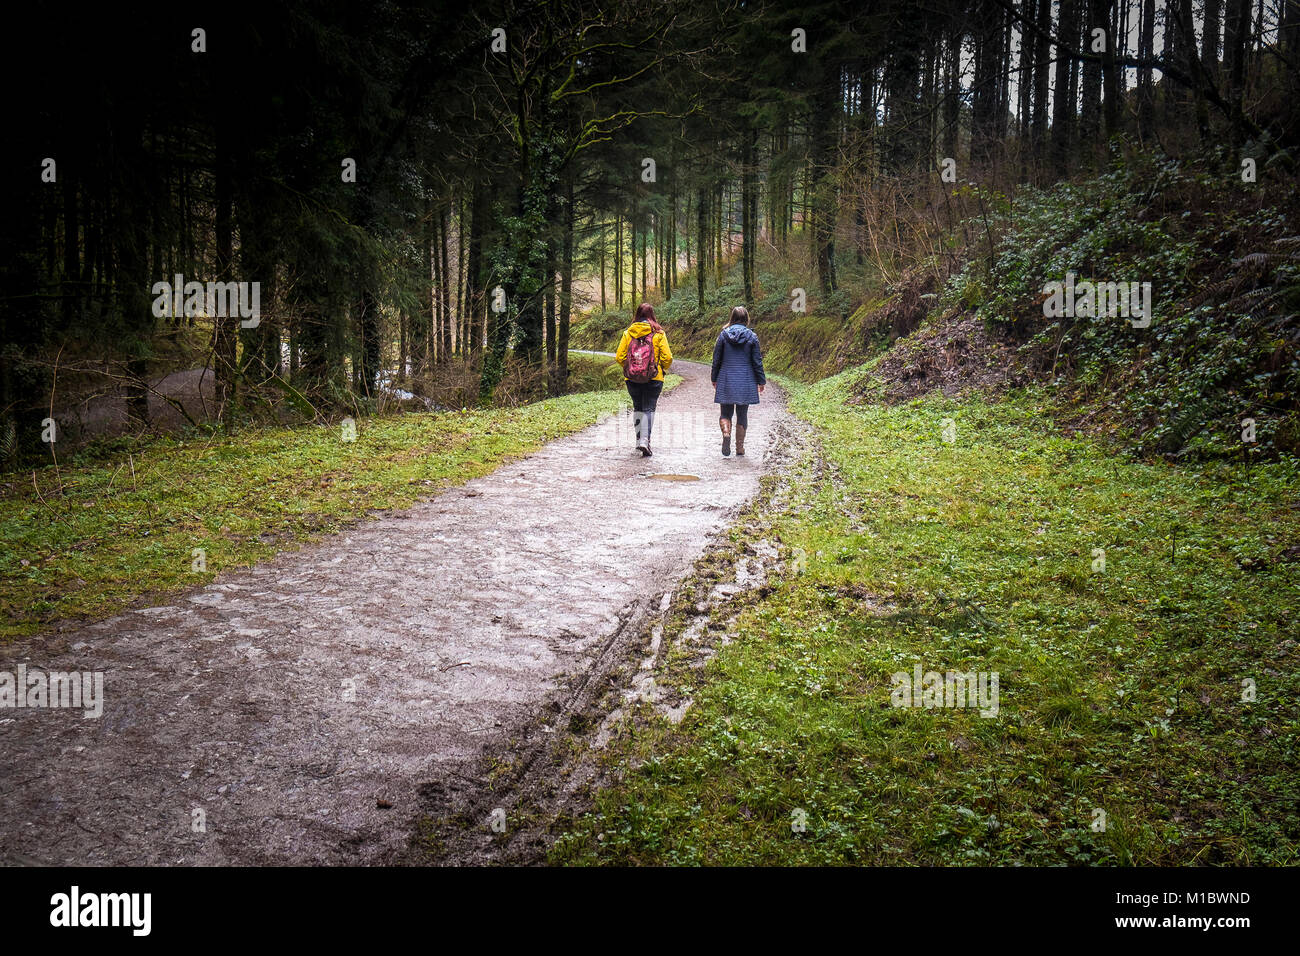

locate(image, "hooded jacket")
(615, 321), (673, 382)
(711, 322), (766, 406)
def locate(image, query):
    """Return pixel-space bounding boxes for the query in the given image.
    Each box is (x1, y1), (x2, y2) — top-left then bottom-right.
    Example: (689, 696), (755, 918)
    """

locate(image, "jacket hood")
(722, 323), (757, 345)
(628, 321), (654, 337)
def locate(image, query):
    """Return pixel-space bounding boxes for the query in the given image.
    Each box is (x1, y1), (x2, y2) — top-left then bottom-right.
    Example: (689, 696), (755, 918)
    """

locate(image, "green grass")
(1, 371), (680, 640)
(564, 351), (629, 392)
(551, 365), (1300, 865)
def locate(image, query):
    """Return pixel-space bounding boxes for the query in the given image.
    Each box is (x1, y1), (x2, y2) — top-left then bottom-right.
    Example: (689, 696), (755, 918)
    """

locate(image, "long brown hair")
(635, 302), (664, 335)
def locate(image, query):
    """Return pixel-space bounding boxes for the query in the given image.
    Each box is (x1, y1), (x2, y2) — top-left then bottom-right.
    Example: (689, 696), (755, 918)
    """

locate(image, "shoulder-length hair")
(635, 302), (664, 333)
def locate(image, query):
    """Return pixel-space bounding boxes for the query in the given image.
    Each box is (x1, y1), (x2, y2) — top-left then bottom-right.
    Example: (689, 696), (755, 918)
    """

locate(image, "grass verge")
(2, 371), (680, 640)
(551, 366), (1300, 865)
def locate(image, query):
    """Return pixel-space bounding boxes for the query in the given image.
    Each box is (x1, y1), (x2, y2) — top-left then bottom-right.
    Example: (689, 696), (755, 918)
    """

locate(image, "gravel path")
(0, 358), (791, 865)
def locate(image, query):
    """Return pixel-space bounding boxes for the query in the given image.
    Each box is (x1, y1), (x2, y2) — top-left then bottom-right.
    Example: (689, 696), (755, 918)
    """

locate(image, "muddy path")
(0, 358), (795, 865)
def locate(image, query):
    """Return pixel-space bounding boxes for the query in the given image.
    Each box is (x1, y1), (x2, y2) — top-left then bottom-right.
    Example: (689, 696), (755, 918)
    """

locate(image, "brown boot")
(720, 417), (731, 457)
(735, 425), (746, 456)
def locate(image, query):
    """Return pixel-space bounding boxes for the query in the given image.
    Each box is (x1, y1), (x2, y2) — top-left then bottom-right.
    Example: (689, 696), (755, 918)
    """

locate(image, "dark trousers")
(719, 403), (749, 428)
(626, 380), (663, 412)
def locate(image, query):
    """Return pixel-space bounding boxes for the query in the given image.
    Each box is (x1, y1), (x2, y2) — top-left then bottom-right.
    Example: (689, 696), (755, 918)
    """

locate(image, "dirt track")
(0, 358), (791, 865)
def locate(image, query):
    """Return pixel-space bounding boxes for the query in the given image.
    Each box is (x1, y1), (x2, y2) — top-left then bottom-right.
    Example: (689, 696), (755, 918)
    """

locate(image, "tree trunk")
(213, 121), (237, 421)
(971, 3), (1001, 166)
(1227, 0), (1251, 145)
(1018, 0), (1035, 178)
(557, 175), (574, 392)
(945, 27), (962, 161)
(718, 179), (725, 274)
(1032, 0), (1052, 167)
(456, 193), (467, 359)
(1203, 0), (1222, 75)
(439, 204), (452, 361)
(1102, 0), (1121, 137)
(399, 308), (407, 382)
(1080, 0), (1105, 150)
(415, 191), (433, 374)
(544, 231), (556, 387)
(696, 184), (707, 309)
(748, 122), (759, 303)
(1175, 0), (1210, 141)
(1052, 0), (1079, 175)
(668, 183), (677, 299)
(1138, 0), (1157, 135)
(466, 174), (486, 355)
(432, 204), (444, 365)
(62, 163), (79, 327)
(810, 79), (839, 294)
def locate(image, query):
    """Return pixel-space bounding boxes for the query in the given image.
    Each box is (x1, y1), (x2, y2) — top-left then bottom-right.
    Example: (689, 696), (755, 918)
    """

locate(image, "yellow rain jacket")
(615, 321), (673, 382)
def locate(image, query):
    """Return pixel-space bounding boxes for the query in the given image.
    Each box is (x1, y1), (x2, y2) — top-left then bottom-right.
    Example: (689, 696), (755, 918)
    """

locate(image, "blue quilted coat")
(711, 323), (766, 405)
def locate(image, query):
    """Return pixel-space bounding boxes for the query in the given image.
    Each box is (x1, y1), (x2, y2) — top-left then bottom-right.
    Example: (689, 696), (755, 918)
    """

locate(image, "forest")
(4, 0), (1295, 454)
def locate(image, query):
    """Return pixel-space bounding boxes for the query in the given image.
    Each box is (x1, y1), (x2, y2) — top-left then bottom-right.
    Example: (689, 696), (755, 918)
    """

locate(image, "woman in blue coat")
(710, 306), (766, 457)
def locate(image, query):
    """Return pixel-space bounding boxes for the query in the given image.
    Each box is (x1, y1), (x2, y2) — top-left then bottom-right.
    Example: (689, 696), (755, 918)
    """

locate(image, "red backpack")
(624, 331), (658, 383)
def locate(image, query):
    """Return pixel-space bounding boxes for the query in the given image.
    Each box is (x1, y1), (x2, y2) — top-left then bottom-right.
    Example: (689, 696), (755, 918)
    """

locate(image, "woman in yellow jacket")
(614, 303), (673, 456)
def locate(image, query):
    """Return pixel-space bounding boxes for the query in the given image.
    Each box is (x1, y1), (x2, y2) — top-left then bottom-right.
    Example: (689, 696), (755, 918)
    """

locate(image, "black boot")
(634, 411), (648, 455)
